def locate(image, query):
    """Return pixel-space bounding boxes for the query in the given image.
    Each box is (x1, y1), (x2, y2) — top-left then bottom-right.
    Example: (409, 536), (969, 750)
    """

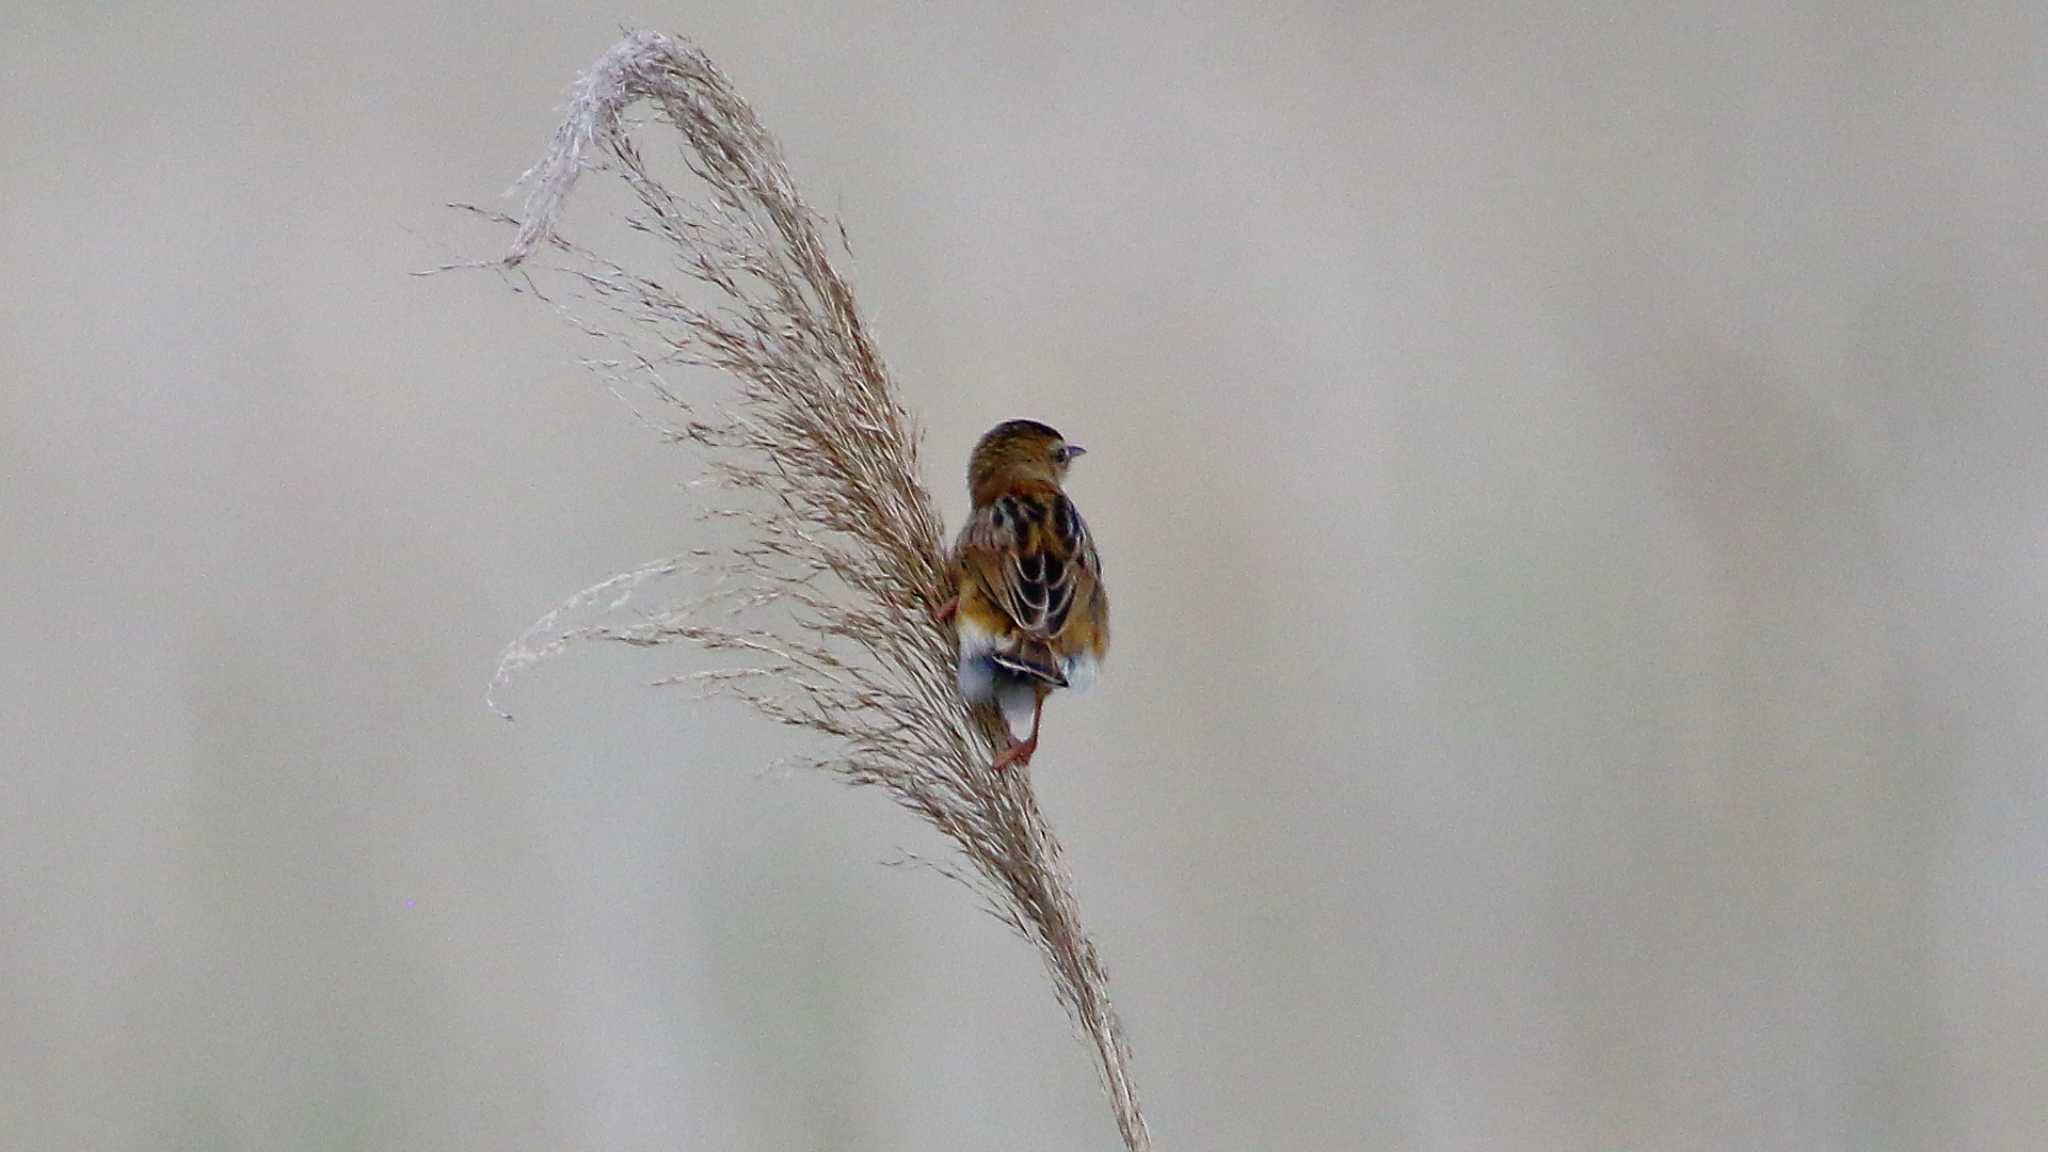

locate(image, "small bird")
(935, 419), (1109, 770)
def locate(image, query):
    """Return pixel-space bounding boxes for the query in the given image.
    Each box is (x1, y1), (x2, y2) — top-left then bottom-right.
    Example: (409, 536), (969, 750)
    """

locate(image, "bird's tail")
(992, 639), (1069, 688)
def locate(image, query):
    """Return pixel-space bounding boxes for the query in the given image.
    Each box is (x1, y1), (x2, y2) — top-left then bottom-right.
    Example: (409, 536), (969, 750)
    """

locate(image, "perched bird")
(935, 419), (1109, 770)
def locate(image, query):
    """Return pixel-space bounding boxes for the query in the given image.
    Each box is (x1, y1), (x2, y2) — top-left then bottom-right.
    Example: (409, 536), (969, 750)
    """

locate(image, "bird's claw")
(992, 733), (1038, 772)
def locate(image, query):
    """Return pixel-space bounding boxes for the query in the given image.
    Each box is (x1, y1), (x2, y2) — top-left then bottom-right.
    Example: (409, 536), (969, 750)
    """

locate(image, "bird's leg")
(932, 596), (958, 623)
(993, 690), (1047, 772)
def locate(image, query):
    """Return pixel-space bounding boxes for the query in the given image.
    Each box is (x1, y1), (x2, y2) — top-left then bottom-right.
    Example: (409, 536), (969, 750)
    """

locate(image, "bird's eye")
(1053, 444), (1071, 463)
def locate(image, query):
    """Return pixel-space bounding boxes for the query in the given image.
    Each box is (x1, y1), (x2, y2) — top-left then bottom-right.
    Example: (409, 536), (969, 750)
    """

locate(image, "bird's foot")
(992, 731), (1038, 772)
(932, 597), (958, 624)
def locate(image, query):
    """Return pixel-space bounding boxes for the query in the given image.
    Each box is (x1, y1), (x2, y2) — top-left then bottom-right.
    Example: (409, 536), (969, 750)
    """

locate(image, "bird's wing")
(958, 488), (1101, 646)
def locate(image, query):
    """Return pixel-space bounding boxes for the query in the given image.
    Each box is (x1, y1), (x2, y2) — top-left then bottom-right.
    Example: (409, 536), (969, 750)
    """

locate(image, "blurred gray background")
(5, 2), (2044, 1149)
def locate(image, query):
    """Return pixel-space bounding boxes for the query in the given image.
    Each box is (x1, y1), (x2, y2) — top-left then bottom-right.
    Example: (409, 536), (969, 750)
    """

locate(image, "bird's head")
(968, 419), (1086, 502)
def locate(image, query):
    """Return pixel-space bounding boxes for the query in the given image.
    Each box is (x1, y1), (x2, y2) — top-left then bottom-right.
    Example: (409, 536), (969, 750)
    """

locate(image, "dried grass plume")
(475, 31), (1150, 1150)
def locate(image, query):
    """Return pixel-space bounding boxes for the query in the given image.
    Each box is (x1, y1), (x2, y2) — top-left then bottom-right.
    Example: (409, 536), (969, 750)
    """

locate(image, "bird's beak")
(1066, 444), (1087, 459)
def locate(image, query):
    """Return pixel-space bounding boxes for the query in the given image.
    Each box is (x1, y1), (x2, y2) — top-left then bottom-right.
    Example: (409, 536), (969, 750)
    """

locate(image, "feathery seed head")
(482, 33), (1147, 1150)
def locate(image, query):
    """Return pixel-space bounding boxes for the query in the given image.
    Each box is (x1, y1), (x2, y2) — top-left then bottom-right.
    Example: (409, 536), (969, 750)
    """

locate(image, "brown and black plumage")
(935, 420), (1109, 770)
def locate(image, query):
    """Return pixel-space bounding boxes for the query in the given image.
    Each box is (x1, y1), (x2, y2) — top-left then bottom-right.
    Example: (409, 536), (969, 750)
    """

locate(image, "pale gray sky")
(4, 3), (2045, 1149)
